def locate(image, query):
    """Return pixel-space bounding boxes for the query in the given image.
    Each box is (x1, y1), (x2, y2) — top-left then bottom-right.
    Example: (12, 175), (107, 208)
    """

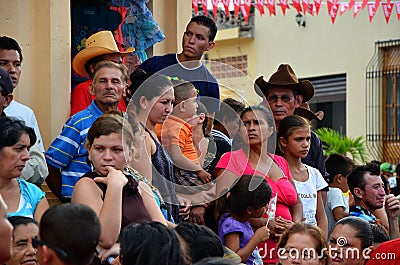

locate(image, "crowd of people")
(1, 14), (400, 265)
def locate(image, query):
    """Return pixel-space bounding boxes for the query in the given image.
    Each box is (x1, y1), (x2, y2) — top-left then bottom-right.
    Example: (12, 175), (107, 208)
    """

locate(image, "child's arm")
(332, 206), (349, 221)
(169, 144), (212, 183)
(316, 190), (328, 239)
(225, 227), (270, 263)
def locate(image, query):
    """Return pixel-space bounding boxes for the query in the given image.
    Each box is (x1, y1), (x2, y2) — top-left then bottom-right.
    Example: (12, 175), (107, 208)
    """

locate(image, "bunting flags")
(279, 0), (290, 14)
(256, 0), (265, 15)
(267, 0), (277, 15)
(221, 0), (230, 15)
(193, 0), (400, 24)
(193, 0), (199, 15)
(302, 0), (309, 14)
(212, 0), (219, 19)
(382, 2), (394, 22)
(329, 2), (340, 23)
(339, 2), (351, 14)
(314, 0), (323, 14)
(367, 2), (377, 21)
(354, 1), (363, 16)
(292, 0), (303, 13)
(201, 0), (208, 16)
(233, 0), (240, 18)
(396, 1), (400, 20)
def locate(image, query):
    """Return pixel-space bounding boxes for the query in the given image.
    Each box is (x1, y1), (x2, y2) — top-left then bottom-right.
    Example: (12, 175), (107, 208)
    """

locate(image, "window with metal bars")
(366, 39), (400, 164)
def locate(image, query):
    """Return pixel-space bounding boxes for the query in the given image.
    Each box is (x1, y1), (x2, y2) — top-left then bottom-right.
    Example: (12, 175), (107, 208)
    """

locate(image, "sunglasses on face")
(32, 236), (68, 259)
(266, 95), (294, 103)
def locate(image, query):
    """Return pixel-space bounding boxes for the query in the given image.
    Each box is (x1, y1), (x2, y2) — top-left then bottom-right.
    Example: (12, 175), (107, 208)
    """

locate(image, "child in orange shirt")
(156, 79), (212, 186)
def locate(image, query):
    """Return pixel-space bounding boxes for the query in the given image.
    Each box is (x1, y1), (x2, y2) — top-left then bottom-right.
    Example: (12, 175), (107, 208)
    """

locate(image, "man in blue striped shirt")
(45, 61), (128, 201)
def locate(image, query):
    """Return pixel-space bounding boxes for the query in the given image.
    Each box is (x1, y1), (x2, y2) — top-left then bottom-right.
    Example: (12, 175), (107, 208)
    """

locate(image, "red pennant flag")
(353, 2), (363, 17)
(362, 0), (368, 9)
(279, 0), (290, 15)
(314, 0), (323, 14)
(222, 0), (230, 15)
(212, 0), (219, 19)
(302, 0), (309, 14)
(267, 0), (277, 15)
(373, 0), (381, 12)
(292, 0), (303, 13)
(327, 0), (334, 14)
(339, 2), (350, 15)
(367, 3), (377, 22)
(193, 0), (199, 15)
(307, 3), (316, 15)
(240, 5), (249, 23)
(233, 0), (240, 18)
(382, 3), (394, 23)
(243, 0), (252, 18)
(201, 0), (208, 16)
(396, 2), (400, 20)
(329, 3), (339, 23)
(349, 0), (356, 8)
(256, 0), (265, 16)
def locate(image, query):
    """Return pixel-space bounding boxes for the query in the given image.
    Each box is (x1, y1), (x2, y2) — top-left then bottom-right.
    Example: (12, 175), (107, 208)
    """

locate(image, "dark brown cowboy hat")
(254, 64), (314, 103)
(294, 103), (324, 121)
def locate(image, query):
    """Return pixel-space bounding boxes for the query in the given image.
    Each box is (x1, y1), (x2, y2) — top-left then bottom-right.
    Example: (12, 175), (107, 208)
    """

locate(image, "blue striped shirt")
(45, 101), (103, 198)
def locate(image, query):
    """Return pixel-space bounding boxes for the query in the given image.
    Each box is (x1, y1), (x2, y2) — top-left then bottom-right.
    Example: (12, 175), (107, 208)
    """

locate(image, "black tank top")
(144, 126), (180, 222)
(81, 171), (151, 228)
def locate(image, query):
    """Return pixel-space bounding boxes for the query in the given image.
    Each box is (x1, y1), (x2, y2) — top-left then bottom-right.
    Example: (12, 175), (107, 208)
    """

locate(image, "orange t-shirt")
(155, 115), (198, 163)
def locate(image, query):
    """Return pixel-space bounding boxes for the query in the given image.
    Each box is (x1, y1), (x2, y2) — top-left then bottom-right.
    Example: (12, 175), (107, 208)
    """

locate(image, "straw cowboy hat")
(294, 103), (324, 121)
(254, 64), (314, 103)
(72, 30), (135, 77)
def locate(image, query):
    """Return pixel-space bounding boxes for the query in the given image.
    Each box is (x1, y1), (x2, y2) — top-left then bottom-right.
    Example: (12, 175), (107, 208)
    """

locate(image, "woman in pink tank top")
(215, 105), (303, 264)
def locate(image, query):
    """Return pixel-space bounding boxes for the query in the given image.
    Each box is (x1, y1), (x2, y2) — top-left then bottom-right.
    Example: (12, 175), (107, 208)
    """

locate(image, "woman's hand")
(94, 166), (127, 188)
(97, 243), (120, 264)
(177, 195), (191, 221)
(190, 205), (206, 225)
(273, 216), (293, 238)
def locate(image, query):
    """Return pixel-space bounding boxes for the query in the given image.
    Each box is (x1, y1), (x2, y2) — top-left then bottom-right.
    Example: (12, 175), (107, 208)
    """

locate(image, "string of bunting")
(192, 0), (400, 23)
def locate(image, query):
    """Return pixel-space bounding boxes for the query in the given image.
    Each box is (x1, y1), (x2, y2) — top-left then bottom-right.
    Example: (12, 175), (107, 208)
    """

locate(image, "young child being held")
(325, 153), (355, 238)
(156, 79), (212, 185)
(217, 174), (271, 265)
(278, 115), (328, 238)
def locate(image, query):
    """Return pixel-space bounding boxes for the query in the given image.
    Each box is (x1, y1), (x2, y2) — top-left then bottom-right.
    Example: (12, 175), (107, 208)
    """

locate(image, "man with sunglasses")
(254, 64), (328, 199)
(34, 203), (101, 265)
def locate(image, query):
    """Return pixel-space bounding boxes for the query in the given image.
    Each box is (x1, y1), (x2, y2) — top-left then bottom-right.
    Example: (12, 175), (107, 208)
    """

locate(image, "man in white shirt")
(0, 36), (47, 186)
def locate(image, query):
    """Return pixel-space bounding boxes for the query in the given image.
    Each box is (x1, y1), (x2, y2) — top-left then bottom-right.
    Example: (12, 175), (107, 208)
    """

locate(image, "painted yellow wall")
(0, 0), (70, 148)
(207, 7), (400, 138)
(152, 0), (192, 55)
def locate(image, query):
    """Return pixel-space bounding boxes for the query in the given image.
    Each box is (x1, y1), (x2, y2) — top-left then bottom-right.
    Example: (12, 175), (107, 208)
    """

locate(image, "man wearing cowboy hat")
(46, 61), (128, 201)
(70, 30), (134, 116)
(255, 64), (328, 194)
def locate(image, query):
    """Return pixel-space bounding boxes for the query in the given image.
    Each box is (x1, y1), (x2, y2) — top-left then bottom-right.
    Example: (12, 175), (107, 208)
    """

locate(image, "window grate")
(366, 39), (400, 164)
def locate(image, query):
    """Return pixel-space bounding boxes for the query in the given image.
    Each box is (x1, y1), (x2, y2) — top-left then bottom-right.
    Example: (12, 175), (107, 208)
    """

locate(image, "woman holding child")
(215, 105), (302, 264)
(127, 70), (183, 223)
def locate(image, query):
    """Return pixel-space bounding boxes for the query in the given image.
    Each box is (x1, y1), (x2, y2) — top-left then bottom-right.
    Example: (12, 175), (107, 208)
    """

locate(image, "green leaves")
(315, 127), (369, 163)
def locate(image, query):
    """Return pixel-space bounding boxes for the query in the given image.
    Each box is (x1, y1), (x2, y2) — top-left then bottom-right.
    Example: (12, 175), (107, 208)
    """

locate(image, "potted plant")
(315, 127), (369, 163)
